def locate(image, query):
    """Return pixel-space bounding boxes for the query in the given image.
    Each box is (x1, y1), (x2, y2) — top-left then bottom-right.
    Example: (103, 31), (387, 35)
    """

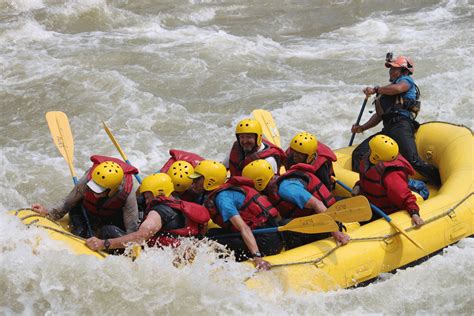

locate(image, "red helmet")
(385, 55), (414, 74)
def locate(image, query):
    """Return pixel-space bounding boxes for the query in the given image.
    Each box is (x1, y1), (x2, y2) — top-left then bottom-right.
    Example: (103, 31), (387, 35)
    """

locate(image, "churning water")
(1, 0), (473, 314)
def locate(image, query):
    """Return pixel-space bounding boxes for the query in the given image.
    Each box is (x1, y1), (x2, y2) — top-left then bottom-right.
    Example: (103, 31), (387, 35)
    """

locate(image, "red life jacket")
(145, 196), (210, 247)
(229, 139), (286, 176)
(285, 142), (337, 188)
(312, 143), (336, 170)
(160, 149), (205, 173)
(267, 163), (336, 218)
(82, 155), (138, 217)
(358, 154), (415, 213)
(205, 176), (279, 232)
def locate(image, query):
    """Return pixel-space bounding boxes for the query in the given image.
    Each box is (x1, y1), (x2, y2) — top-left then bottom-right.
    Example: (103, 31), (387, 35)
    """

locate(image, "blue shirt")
(278, 179), (313, 209)
(395, 75), (416, 100)
(215, 189), (246, 222)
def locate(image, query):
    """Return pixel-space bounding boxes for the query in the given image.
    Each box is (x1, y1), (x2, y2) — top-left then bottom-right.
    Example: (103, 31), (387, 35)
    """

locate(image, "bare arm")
(229, 215), (271, 270)
(378, 81), (411, 95)
(356, 113), (382, 133)
(229, 215), (260, 254)
(304, 196), (327, 213)
(86, 210), (162, 250)
(364, 81), (410, 96)
(32, 175), (88, 220)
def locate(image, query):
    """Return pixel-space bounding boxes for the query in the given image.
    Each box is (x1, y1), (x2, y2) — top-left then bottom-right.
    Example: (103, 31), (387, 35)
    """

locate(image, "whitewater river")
(1, 0), (473, 314)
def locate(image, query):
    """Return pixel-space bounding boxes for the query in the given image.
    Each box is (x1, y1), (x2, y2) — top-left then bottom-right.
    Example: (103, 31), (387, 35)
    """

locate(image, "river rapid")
(1, 0), (473, 314)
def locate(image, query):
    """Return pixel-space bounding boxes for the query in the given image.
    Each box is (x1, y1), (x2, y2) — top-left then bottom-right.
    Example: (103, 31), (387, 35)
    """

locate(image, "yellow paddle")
(102, 121), (142, 184)
(45, 111), (93, 237)
(335, 179), (424, 250)
(45, 111), (78, 184)
(252, 109), (282, 147)
(251, 109), (286, 174)
(214, 213), (339, 238)
(324, 196), (372, 223)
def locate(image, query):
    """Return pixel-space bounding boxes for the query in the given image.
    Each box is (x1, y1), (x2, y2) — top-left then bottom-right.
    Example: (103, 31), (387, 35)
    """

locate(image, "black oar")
(349, 97), (369, 146)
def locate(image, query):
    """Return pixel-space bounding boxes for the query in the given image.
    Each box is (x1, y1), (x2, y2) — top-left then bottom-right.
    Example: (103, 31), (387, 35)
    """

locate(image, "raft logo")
(301, 218), (314, 226)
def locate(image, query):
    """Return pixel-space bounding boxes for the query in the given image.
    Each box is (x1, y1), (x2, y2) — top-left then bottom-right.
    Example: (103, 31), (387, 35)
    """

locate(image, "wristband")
(374, 86), (380, 94)
(252, 251), (263, 258)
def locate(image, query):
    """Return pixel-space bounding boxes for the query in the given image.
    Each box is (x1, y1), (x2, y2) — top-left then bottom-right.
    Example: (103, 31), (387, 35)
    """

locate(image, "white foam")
(5, 0), (44, 12)
(0, 19), (53, 44)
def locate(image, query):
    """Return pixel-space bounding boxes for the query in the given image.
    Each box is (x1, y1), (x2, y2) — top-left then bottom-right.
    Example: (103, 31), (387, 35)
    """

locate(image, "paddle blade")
(325, 196), (372, 222)
(252, 109), (281, 147)
(278, 213), (339, 234)
(46, 111), (74, 163)
(390, 220), (424, 250)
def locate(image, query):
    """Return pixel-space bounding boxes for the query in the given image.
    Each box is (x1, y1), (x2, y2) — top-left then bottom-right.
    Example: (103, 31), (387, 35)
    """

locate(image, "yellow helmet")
(242, 159), (273, 191)
(139, 173), (174, 197)
(289, 132), (318, 163)
(167, 160), (194, 192)
(235, 119), (263, 147)
(188, 160), (227, 191)
(89, 161), (124, 193)
(369, 135), (399, 164)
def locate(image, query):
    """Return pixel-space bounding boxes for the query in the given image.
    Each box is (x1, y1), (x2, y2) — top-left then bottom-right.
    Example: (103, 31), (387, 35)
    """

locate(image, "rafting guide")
(351, 53), (441, 186)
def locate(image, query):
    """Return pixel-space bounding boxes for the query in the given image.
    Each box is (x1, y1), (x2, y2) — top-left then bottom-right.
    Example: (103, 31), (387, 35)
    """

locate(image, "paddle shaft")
(213, 227), (279, 238)
(349, 97), (369, 146)
(102, 121), (142, 184)
(46, 112), (93, 237)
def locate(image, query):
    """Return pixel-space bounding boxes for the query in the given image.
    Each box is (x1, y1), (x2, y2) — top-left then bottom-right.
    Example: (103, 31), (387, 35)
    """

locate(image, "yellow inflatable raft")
(247, 121), (473, 292)
(9, 121), (473, 292)
(9, 209), (107, 259)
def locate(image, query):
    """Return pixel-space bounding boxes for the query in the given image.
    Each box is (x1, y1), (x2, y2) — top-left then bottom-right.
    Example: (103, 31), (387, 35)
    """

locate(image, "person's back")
(266, 163), (336, 219)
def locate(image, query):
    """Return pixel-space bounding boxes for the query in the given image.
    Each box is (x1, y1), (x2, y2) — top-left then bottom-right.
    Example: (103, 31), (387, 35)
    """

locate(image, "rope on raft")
(13, 209), (107, 258)
(271, 192), (473, 269)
